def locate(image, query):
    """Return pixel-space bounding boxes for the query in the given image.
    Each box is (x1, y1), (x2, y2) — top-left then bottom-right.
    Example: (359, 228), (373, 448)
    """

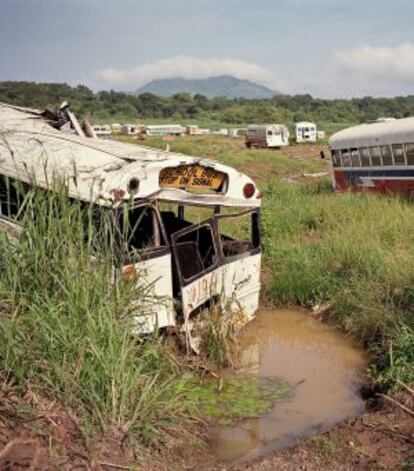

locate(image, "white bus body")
(145, 124), (184, 136)
(295, 122), (317, 143)
(122, 124), (139, 135)
(246, 124), (289, 148)
(186, 125), (202, 135)
(0, 103), (262, 335)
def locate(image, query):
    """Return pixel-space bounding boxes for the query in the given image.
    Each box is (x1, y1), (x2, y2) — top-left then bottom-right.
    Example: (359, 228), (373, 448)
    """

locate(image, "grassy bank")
(138, 135), (414, 389)
(0, 189), (197, 449)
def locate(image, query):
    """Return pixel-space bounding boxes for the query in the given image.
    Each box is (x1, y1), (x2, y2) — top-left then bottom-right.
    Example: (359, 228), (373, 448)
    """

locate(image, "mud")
(211, 308), (368, 463)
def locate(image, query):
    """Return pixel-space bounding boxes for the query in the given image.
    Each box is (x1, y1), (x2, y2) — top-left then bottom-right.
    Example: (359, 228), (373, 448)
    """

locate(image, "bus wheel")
(246, 142), (251, 149)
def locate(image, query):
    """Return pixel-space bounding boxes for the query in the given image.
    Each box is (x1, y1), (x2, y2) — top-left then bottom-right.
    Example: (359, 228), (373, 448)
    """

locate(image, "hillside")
(135, 75), (277, 99)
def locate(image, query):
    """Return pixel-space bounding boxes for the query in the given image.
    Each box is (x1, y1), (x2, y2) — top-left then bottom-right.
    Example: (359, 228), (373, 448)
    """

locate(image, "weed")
(187, 375), (292, 426)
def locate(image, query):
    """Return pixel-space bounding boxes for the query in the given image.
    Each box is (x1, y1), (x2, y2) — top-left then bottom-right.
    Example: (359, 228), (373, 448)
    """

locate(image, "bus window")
(392, 144), (406, 166)
(118, 205), (165, 254)
(360, 147), (371, 167)
(350, 148), (361, 167)
(341, 149), (351, 167)
(218, 211), (260, 260)
(405, 143), (414, 165)
(370, 147), (382, 167)
(380, 145), (393, 166)
(0, 176), (25, 218)
(331, 150), (341, 167)
(173, 224), (217, 281)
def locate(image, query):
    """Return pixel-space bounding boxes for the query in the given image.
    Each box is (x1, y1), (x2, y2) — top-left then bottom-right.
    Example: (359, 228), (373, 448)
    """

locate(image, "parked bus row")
(92, 121), (325, 147)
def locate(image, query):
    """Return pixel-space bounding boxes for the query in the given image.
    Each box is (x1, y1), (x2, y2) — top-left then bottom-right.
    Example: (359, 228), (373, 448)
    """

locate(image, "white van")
(245, 124), (289, 149)
(295, 122), (317, 143)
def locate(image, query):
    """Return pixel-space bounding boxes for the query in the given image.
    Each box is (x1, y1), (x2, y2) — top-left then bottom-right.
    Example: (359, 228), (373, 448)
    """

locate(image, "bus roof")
(248, 124), (288, 131)
(329, 117), (414, 149)
(295, 121), (316, 128)
(0, 103), (260, 208)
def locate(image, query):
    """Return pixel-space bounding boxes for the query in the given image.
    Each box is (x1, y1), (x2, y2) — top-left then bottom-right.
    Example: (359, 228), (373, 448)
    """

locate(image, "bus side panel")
(181, 253), (261, 320)
(132, 252), (176, 333)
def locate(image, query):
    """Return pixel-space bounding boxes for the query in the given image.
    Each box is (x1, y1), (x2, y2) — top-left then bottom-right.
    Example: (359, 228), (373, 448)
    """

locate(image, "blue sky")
(0, 0), (413, 97)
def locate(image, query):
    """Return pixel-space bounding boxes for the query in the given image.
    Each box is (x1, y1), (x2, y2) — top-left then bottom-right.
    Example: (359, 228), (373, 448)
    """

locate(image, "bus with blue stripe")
(327, 117), (414, 195)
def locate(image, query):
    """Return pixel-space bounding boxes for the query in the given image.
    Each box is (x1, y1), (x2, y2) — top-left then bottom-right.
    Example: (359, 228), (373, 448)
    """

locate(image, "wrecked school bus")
(0, 102), (262, 336)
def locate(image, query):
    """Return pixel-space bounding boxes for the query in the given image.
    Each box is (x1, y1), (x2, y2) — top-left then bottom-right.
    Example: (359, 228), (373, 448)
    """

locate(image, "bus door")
(118, 203), (175, 333)
(171, 218), (221, 321)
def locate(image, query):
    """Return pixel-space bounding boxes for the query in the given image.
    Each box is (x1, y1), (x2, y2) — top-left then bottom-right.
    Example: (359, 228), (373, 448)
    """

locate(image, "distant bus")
(186, 125), (202, 135)
(122, 124), (141, 135)
(92, 124), (112, 136)
(295, 122), (317, 143)
(326, 117), (414, 195)
(245, 124), (289, 149)
(145, 124), (184, 136)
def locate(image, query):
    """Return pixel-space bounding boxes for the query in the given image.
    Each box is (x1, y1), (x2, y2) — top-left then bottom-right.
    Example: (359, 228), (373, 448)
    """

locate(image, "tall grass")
(0, 187), (195, 445)
(261, 181), (414, 386)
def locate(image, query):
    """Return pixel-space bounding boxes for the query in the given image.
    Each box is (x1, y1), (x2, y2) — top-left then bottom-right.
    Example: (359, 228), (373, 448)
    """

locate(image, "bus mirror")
(320, 150), (326, 160)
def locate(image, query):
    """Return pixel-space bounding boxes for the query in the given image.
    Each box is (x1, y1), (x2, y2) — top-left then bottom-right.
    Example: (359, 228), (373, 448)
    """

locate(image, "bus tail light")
(243, 183), (255, 198)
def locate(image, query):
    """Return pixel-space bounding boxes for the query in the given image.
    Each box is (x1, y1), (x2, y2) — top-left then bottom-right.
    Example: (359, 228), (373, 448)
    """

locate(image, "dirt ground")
(1, 390), (413, 470)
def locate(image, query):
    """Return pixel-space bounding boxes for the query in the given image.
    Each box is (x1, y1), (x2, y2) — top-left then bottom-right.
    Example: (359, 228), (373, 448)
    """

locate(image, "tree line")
(1, 81), (413, 126)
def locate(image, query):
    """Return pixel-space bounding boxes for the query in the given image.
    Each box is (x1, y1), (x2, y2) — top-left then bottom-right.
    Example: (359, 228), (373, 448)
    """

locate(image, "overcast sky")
(0, 0), (413, 97)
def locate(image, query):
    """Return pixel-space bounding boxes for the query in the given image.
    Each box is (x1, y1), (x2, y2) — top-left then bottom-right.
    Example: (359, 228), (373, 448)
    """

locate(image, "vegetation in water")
(188, 375), (293, 426)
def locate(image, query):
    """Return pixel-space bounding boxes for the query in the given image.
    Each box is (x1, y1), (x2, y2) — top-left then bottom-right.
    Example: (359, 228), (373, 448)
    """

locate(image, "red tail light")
(243, 183), (255, 198)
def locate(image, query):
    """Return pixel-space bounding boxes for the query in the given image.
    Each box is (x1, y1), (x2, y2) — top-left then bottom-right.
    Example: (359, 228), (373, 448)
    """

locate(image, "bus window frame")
(171, 208), (261, 287)
(359, 147), (372, 167)
(341, 149), (351, 167)
(350, 148), (361, 167)
(392, 143), (406, 166)
(404, 143), (414, 166)
(380, 144), (393, 166)
(115, 202), (170, 263)
(215, 208), (261, 263)
(171, 218), (220, 286)
(370, 146), (383, 167)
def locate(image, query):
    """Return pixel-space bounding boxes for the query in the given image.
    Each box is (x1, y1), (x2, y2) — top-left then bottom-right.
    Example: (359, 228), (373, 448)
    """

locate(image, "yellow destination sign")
(159, 165), (226, 191)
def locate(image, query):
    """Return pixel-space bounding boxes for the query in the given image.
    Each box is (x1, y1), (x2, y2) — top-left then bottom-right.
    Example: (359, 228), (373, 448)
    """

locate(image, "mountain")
(135, 75), (277, 99)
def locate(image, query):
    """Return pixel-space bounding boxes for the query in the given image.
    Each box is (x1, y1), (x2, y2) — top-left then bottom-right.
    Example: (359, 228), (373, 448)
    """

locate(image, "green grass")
(188, 375), (292, 426)
(0, 187), (196, 446)
(261, 182), (414, 347)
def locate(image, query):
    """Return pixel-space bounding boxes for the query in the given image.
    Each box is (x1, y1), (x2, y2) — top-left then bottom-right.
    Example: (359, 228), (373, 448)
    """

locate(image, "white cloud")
(333, 43), (414, 82)
(92, 56), (283, 90)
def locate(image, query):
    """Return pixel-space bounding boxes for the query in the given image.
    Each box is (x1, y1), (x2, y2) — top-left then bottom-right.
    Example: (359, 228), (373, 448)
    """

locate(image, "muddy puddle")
(211, 308), (368, 463)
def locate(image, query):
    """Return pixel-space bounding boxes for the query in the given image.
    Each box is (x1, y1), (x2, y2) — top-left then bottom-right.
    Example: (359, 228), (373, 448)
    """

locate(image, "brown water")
(211, 308), (368, 463)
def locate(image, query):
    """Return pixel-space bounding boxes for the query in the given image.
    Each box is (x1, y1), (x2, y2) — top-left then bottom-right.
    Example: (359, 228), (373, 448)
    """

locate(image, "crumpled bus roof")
(329, 117), (414, 149)
(0, 103), (260, 207)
